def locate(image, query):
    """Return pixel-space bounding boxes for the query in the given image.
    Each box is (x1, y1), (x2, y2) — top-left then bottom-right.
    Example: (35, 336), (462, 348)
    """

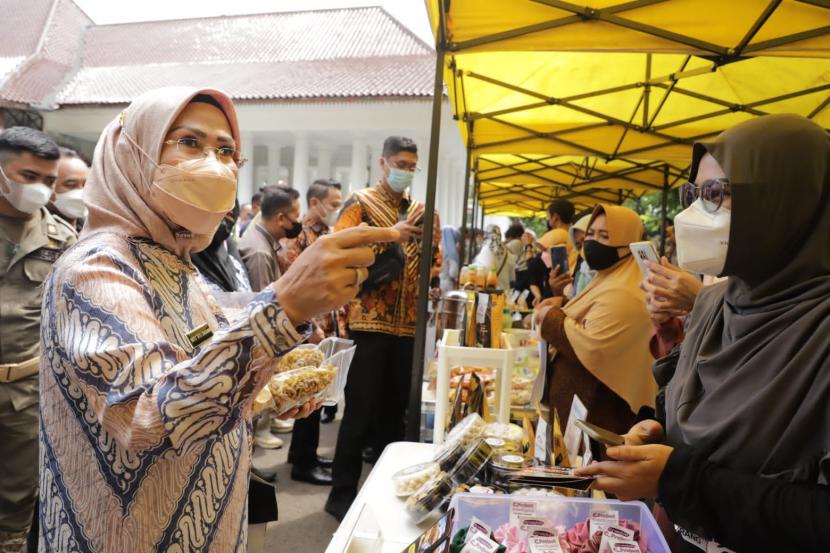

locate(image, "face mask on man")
(54, 189), (87, 220)
(0, 164), (52, 214)
(674, 198), (730, 276)
(582, 239), (627, 271)
(387, 167), (414, 193)
(317, 203), (338, 228)
(282, 216), (303, 239)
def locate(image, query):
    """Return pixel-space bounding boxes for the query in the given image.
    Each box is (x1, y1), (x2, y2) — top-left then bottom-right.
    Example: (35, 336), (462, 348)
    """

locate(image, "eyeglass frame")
(384, 157), (421, 173)
(679, 177), (731, 213)
(162, 138), (248, 168)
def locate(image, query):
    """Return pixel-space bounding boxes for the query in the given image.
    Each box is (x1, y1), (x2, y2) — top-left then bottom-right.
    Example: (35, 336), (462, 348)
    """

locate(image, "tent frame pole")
(405, 14), (446, 442)
(459, 121), (474, 265)
(660, 164), (669, 256)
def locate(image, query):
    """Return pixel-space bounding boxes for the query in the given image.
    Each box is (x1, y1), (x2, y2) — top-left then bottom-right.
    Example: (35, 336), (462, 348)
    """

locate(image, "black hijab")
(192, 201), (241, 292)
(665, 114), (830, 483)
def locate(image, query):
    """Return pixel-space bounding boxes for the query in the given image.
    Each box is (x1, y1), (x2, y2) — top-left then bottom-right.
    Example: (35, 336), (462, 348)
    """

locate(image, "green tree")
(625, 189), (682, 240)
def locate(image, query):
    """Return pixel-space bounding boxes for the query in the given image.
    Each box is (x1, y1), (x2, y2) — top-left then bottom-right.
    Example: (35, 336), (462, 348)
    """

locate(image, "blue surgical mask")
(387, 167), (414, 193)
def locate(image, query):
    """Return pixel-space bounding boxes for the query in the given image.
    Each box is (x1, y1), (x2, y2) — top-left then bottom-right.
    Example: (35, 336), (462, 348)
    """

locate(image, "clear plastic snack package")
(317, 336), (354, 358)
(484, 422), (526, 444)
(277, 344), (325, 373)
(268, 363), (337, 416)
(445, 413), (487, 449)
(405, 472), (454, 524)
(392, 461), (440, 497)
(320, 345), (356, 407)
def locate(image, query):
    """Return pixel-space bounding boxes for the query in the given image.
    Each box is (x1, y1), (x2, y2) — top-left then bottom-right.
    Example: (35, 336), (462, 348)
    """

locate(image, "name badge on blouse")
(187, 323), (213, 348)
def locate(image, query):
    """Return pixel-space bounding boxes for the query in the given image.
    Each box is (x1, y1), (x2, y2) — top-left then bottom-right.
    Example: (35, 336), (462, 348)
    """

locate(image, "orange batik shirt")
(335, 183), (440, 338)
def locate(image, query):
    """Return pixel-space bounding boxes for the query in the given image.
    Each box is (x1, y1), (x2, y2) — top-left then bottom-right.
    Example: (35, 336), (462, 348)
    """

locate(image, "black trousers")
(329, 331), (414, 505)
(288, 408), (321, 468)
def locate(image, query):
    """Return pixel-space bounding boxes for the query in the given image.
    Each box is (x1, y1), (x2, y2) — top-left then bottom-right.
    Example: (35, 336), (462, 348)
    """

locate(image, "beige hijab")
(82, 86), (241, 258)
(562, 205), (656, 412)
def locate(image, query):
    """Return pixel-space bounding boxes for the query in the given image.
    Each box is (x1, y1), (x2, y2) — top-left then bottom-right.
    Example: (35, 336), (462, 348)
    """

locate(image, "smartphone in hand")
(629, 241), (660, 275)
(549, 245), (569, 276)
(575, 418), (625, 447)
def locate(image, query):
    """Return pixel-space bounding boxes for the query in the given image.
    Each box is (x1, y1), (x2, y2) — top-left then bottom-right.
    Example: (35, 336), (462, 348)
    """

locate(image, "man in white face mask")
(0, 127), (77, 551)
(47, 147), (89, 232)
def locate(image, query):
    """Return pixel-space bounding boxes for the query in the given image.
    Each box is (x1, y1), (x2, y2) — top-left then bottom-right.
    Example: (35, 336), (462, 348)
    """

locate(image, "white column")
(369, 142), (383, 187)
(349, 134), (368, 195)
(237, 131), (254, 205)
(267, 143), (280, 185)
(292, 131), (310, 200)
(316, 143), (332, 181)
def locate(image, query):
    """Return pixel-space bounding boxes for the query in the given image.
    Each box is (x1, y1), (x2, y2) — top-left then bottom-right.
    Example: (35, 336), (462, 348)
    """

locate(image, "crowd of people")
(0, 83), (826, 553)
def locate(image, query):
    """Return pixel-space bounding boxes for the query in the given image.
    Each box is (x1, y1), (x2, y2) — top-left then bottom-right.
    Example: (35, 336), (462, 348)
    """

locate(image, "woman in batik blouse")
(38, 86), (396, 553)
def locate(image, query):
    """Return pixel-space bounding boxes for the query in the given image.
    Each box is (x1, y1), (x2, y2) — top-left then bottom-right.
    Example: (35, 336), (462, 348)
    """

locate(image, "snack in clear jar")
(433, 439), (466, 472)
(404, 472), (453, 524)
(277, 347), (325, 372)
(484, 422), (525, 443)
(445, 413), (487, 448)
(449, 438), (493, 485)
(392, 462), (440, 497)
(268, 363), (336, 414)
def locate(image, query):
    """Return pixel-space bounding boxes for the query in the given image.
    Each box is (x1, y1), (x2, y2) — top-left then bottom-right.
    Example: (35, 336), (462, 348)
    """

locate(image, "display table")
(326, 441), (437, 553)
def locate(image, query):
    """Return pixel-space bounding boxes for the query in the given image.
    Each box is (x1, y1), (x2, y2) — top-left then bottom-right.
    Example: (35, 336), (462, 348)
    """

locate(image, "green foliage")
(625, 190), (682, 240)
(516, 216), (548, 237)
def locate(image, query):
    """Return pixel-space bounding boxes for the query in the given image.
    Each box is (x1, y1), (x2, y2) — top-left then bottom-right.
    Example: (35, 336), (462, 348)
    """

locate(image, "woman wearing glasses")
(37, 87), (397, 552)
(579, 114), (830, 552)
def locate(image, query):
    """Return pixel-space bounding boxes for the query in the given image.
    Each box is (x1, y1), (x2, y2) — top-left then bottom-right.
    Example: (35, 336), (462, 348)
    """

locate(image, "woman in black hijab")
(579, 114), (830, 552)
(192, 200), (251, 293)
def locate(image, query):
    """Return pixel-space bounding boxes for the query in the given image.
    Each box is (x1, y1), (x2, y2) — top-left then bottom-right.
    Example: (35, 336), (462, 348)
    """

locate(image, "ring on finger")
(353, 267), (368, 287)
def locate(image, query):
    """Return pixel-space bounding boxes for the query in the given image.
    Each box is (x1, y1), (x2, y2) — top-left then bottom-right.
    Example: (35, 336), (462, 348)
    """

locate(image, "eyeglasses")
(386, 159), (420, 173)
(679, 177), (731, 212)
(163, 138), (248, 167)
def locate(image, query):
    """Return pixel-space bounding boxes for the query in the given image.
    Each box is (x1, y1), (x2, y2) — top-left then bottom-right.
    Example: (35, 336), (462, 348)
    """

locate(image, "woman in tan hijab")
(38, 87), (396, 552)
(535, 205), (656, 450)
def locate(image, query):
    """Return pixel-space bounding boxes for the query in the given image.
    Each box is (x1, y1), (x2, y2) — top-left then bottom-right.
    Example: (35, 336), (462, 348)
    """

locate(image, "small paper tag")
(598, 526), (636, 553)
(589, 511), (619, 536)
(610, 540), (642, 553)
(529, 536), (564, 553)
(465, 517), (492, 544)
(510, 499), (538, 526)
(460, 535), (500, 553)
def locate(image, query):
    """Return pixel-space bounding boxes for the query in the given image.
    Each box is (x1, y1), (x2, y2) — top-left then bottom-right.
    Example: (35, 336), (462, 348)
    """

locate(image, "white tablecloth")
(325, 441), (438, 553)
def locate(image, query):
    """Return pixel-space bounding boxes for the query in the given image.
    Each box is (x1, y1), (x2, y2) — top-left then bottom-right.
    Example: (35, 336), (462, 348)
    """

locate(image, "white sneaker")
(271, 418), (294, 433)
(254, 430), (284, 449)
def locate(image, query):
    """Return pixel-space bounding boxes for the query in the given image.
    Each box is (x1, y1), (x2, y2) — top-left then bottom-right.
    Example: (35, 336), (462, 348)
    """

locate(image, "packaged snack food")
(445, 413), (487, 449)
(450, 438), (493, 485)
(277, 346), (325, 373)
(268, 363), (336, 415)
(320, 346), (356, 406)
(484, 422), (525, 444)
(434, 439), (467, 472)
(392, 461), (440, 497)
(253, 385), (273, 414)
(405, 472), (454, 524)
(488, 453), (532, 489)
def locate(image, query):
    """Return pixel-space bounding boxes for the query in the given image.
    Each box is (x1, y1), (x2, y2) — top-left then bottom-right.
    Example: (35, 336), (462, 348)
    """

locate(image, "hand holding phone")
(629, 241), (660, 275)
(575, 418), (625, 447)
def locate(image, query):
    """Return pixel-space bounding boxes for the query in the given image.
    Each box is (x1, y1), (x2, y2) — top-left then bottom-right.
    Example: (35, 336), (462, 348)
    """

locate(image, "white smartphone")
(629, 241), (660, 275)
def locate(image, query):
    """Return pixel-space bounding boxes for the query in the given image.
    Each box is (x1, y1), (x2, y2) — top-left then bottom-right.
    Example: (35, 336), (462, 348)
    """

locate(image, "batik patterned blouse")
(38, 233), (307, 553)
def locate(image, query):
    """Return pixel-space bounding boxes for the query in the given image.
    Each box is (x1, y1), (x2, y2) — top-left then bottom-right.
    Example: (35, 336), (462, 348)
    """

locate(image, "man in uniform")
(279, 178), (343, 485)
(0, 127), (77, 552)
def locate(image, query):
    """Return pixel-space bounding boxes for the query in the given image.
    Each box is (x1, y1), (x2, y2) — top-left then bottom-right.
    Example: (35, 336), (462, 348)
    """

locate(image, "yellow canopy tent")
(404, 0), (830, 439)
(425, 0), (830, 216)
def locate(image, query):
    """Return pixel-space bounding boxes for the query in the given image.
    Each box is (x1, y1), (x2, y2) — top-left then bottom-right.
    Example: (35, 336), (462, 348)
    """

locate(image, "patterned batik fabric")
(38, 233), (307, 553)
(335, 184), (441, 338)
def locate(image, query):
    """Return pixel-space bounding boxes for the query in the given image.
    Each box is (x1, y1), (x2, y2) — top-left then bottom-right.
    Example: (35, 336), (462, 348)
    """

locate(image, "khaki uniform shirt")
(0, 208), (77, 365)
(238, 222), (281, 292)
